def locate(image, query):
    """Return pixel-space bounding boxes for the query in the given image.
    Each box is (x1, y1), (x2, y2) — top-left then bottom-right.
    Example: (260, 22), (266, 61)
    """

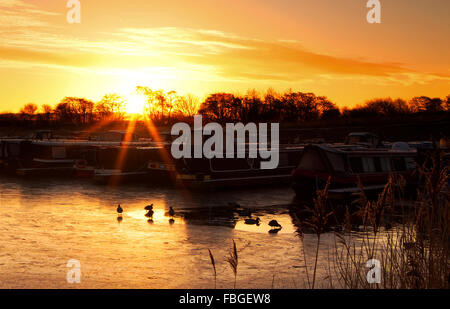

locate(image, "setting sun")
(126, 94), (147, 114)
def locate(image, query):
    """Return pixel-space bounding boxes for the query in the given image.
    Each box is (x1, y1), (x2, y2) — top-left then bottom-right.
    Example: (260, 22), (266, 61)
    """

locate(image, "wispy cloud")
(0, 0), (59, 28)
(3, 25), (447, 88)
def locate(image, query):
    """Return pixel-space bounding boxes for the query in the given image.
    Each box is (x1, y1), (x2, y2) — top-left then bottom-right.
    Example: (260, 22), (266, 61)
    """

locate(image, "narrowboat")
(291, 144), (418, 200)
(92, 146), (159, 184)
(72, 131), (156, 179)
(0, 130), (158, 178)
(0, 138), (80, 176)
(15, 140), (89, 177)
(170, 146), (304, 190)
(0, 139), (34, 174)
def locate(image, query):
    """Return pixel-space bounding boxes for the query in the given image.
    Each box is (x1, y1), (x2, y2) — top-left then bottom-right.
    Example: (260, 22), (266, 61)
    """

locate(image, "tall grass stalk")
(208, 249), (217, 289)
(227, 240), (238, 289)
(305, 177), (333, 288)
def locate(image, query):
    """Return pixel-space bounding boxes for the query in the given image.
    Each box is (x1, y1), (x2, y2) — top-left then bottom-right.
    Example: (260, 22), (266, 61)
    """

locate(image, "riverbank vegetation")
(292, 151), (449, 289)
(205, 152), (448, 289)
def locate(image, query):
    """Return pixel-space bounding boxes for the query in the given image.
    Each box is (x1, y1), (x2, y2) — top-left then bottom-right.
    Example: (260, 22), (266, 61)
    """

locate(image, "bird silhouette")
(244, 217), (260, 225)
(144, 204), (153, 211)
(268, 219), (281, 229)
(145, 209), (154, 218)
(169, 207), (175, 218)
(117, 204), (123, 214)
(268, 219), (282, 234)
(169, 218), (175, 225)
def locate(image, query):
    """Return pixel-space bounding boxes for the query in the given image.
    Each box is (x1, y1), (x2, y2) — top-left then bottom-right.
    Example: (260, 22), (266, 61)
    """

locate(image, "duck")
(117, 204), (123, 214)
(144, 204), (153, 211)
(169, 207), (175, 218)
(145, 209), (154, 218)
(268, 219), (281, 229)
(244, 217), (260, 225)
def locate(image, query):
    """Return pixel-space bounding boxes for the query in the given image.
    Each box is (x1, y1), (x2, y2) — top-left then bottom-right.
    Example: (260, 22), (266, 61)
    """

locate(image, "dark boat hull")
(174, 148), (304, 190)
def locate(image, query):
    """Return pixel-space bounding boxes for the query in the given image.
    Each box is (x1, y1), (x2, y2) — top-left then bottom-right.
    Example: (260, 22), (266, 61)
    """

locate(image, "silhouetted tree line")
(341, 96), (450, 118)
(199, 91), (450, 123)
(2, 95), (126, 125)
(0, 88), (202, 126)
(199, 89), (340, 123)
(1, 88), (449, 126)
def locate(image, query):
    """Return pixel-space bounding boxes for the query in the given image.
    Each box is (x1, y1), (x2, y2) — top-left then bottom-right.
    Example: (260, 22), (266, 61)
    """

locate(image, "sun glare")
(126, 94), (147, 114)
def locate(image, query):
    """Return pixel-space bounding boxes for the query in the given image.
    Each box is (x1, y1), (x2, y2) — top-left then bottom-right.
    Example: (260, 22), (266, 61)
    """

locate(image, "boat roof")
(347, 132), (378, 137)
(306, 144), (416, 155)
(308, 144), (345, 154)
(29, 139), (154, 147)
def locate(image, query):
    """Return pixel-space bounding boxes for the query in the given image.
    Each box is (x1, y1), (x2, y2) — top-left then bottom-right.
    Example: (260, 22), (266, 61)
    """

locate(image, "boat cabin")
(31, 130), (53, 140)
(292, 144), (417, 199)
(344, 132), (381, 147)
(96, 130), (140, 142)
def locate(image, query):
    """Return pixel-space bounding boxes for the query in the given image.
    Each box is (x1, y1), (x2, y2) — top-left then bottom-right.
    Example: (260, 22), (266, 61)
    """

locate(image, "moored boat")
(92, 145), (159, 184)
(291, 144), (418, 200)
(172, 146), (304, 190)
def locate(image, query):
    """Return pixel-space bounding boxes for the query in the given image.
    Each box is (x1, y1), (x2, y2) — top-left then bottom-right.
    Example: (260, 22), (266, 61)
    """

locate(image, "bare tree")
(96, 94), (126, 120)
(409, 96), (443, 113)
(137, 86), (163, 120)
(20, 103), (38, 121)
(165, 90), (177, 122)
(177, 94), (201, 117)
(20, 103), (38, 115)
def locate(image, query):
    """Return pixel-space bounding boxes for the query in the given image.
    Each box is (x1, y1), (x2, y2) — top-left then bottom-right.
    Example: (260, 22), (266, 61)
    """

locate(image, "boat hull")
(93, 170), (149, 185)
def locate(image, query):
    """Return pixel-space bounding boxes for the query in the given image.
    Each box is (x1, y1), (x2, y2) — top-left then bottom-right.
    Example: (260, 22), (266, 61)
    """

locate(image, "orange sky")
(0, 0), (449, 112)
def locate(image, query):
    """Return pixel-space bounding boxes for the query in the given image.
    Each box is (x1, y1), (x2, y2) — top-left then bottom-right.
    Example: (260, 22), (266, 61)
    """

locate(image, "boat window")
(7, 143), (21, 157)
(326, 152), (345, 172)
(52, 147), (67, 159)
(360, 136), (370, 143)
(392, 157), (406, 171)
(405, 157), (416, 169)
(349, 157), (363, 173)
(374, 157), (382, 172)
(346, 136), (360, 144)
(362, 157), (375, 172)
(298, 150), (327, 172)
(380, 157), (391, 171)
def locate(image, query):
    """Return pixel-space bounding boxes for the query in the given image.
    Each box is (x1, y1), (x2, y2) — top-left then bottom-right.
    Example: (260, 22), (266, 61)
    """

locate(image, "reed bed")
(204, 152), (448, 289)
(326, 152), (449, 289)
